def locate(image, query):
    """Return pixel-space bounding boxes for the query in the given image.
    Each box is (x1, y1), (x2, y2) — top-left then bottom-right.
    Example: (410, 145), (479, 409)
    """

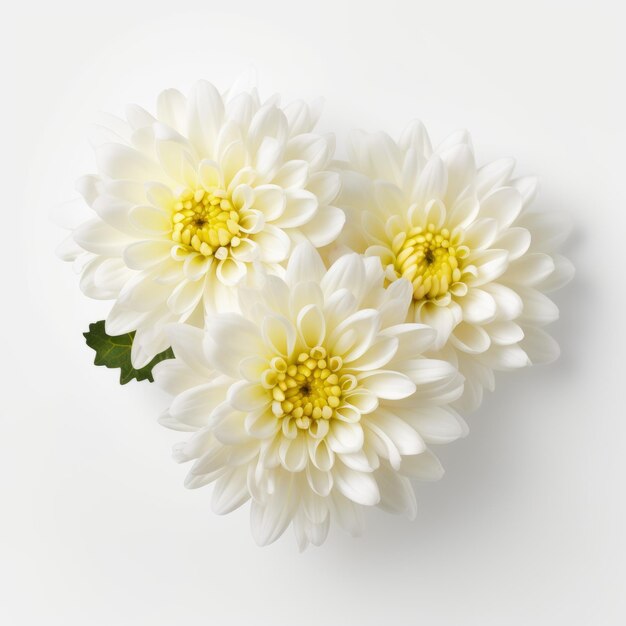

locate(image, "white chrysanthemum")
(154, 243), (465, 549)
(60, 81), (345, 367)
(335, 123), (574, 411)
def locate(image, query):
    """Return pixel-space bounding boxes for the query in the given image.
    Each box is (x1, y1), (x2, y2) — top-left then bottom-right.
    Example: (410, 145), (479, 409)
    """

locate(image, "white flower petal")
(508, 175), (538, 209)
(183, 253), (212, 281)
(464, 218), (498, 250)
(365, 409), (424, 455)
(327, 421), (364, 454)
(289, 281), (324, 317)
(450, 322), (491, 354)
(187, 80), (224, 158)
(399, 450), (444, 481)
(169, 380), (229, 428)
(484, 321), (524, 345)
(129, 325), (170, 368)
(91, 195), (138, 235)
(495, 227), (531, 260)
(227, 381), (270, 412)
(343, 390), (378, 414)
(330, 309), (380, 361)
(249, 104), (288, 153)
(518, 211), (572, 252)
(331, 492), (365, 536)
(116, 272), (171, 312)
(96, 143), (161, 181)
(536, 254), (574, 292)
(296, 304), (326, 348)
(333, 462), (380, 506)
(164, 324), (213, 376)
(480, 344), (530, 370)
(213, 408), (250, 444)
(358, 370), (416, 400)
(481, 283), (523, 321)
(212, 466), (250, 514)
(189, 438), (230, 475)
(346, 335), (398, 371)
(245, 409), (279, 439)
(153, 359), (206, 397)
(285, 241), (326, 286)
(480, 186), (523, 229)
(321, 253), (366, 301)
(203, 314), (264, 375)
(376, 468), (417, 519)
(323, 288), (358, 329)
(348, 130), (401, 183)
(279, 432), (308, 472)
(154, 129), (196, 185)
(403, 358), (461, 386)
(475, 157), (515, 198)
(519, 326), (560, 364)
(286, 133), (334, 171)
(381, 323), (436, 360)
(413, 154), (447, 205)
(403, 407), (468, 444)
(56, 233), (84, 262)
(252, 184), (286, 221)
(220, 140), (246, 185)
(272, 189), (319, 229)
(272, 160), (309, 189)
(283, 99), (318, 136)
(307, 170), (341, 205)
(79, 256), (131, 299)
(250, 487), (295, 547)
(504, 252), (555, 286)
(399, 119), (432, 158)
(229, 239), (259, 263)
(167, 278), (204, 315)
(73, 218), (134, 256)
(298, 206), (345, 247)
(417, 301), (462, 348)
(124, 240), (174, 270)
(469, 249), (509, 286)
(198, 159), (223, 190)
(216, 257), (247, 287)
(308, 438), (334, 471)
(75, 174), (101, 207)
(517, 287), (559, 325)
(254, 136), (283, 179)
(459, 288), (497, 324)
(440, 143), (475, 206)
(253, 224), (291, 263)
(306, 464), (333, 497)
(262, 314), (295, 357)
(156, 88), (187, 133)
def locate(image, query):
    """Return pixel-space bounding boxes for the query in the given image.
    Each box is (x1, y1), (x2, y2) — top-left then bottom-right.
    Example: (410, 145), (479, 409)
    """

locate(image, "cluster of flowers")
(60, 81), (573, 549)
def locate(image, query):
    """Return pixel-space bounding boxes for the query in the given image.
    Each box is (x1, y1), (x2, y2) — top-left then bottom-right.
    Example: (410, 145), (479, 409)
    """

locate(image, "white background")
(2, 1), (624, 624)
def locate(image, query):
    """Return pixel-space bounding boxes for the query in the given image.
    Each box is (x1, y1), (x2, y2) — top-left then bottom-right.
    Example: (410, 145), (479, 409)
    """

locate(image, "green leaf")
(83, 321), (175, 385)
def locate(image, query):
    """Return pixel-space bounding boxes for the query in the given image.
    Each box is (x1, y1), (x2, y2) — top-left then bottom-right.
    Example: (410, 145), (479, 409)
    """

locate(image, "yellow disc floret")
(262, 346), (346, 432)
(392, 223), (469, 301)
(172, 188), (243, 258)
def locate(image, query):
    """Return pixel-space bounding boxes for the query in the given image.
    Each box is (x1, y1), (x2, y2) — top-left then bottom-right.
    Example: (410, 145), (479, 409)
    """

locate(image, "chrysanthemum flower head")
(335, 123), (573, 411)
(154, 242), (466, 549)
(61, 81), (345, 367)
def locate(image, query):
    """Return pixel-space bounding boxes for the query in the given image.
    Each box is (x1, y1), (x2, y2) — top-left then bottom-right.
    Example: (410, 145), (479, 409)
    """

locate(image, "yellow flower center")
(393, 223), (468, 301)
(262, 347), (346, 433)
(171, 188), (244, 258)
